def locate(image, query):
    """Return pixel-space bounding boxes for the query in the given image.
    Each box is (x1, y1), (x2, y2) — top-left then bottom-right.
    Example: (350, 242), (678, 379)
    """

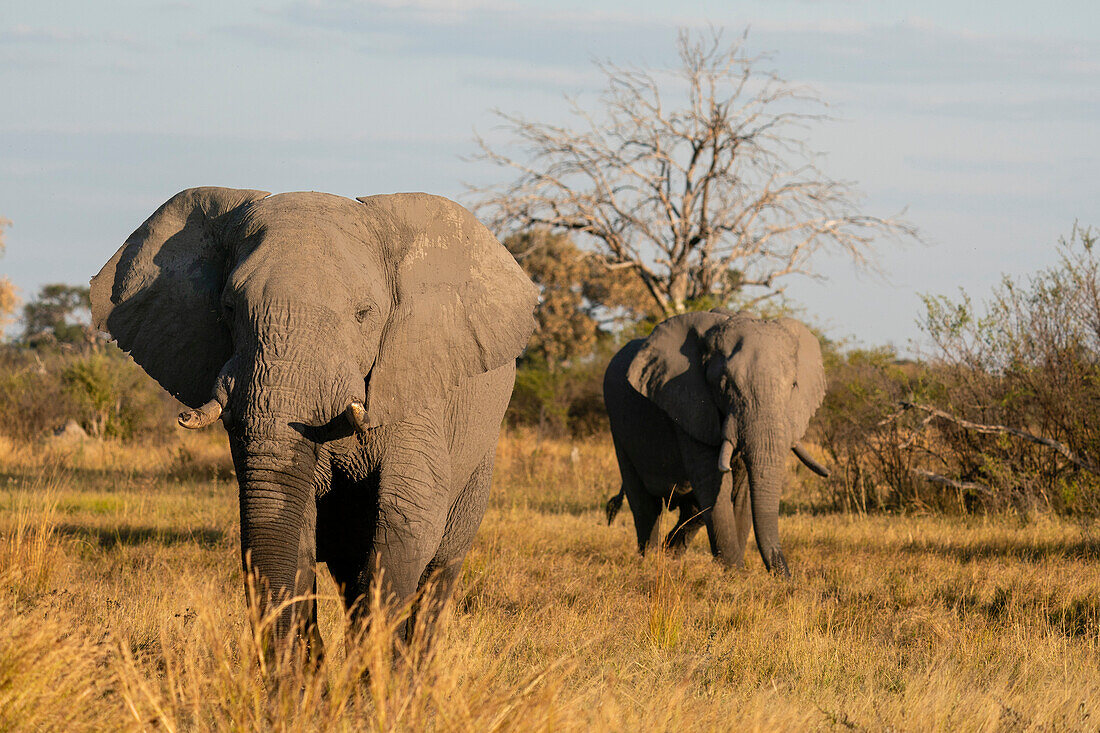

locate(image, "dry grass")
(1, 427), (1099, 730)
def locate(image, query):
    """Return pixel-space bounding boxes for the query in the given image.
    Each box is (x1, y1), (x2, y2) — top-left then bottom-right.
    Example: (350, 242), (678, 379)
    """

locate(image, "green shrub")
(812, 225), (1100, 516)
(0, 349), (80, 442)
(0, 345), (177, 442)
(813, 345), (949, 512)
(507, 356), (610, 438)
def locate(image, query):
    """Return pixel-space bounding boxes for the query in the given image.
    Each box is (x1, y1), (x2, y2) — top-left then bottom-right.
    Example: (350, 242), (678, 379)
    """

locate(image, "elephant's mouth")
(178, 392), (371, 442)
(720, 437), (831, 478)
(714, 408), (830, 478)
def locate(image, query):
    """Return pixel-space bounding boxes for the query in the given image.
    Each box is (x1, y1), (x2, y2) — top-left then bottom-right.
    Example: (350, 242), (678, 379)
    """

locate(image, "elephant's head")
(90, 187), (538, 630)
(626, 310), (827, 576)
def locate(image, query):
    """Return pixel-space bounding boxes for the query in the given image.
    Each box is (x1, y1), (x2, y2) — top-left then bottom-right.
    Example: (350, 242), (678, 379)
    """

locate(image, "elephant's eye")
(355, 306), (372, 323)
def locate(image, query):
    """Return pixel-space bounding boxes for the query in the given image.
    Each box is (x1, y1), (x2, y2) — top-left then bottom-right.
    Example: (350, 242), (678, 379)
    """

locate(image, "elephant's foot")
(712, 552), (746, 570)
(764, 548), (791, 579)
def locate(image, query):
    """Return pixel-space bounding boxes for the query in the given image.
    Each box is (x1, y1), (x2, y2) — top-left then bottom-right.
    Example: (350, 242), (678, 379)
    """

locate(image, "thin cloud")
(259, 0), (694, 64)
(0, 24), (145, 50)
(462, 64), (603, 92)
(754, 20), (1100, 86)
(217, 4), (1099, 95)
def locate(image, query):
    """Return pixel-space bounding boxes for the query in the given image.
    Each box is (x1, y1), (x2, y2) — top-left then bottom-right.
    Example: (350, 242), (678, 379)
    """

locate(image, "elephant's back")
(604, 340), (686, 491)
(604, 339), (660, 424)
(603, 339), (643, 405)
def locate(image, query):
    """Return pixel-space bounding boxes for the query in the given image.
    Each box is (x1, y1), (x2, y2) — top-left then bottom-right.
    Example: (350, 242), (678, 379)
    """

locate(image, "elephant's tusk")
(345, 401), (369, 434)
(178, 399), (223, 429)
(791, 443), (830, 477)
(718, 413), (739, 473)
(718, 439), (737, 473)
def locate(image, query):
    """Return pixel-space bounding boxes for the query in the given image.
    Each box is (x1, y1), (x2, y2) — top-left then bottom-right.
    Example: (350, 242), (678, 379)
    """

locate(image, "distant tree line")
(0, 222), (1096, 517)
(0, 218), (173, 440)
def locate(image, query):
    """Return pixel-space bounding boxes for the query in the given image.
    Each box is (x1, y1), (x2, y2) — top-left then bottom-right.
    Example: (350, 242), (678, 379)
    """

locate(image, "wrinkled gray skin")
(603, 310), (828, 577)
(90, 187), (537, 656)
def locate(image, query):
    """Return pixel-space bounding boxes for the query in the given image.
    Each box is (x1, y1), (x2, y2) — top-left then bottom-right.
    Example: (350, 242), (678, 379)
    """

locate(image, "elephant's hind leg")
(665, 494), (706, 555)
(613, 449), (663, 555)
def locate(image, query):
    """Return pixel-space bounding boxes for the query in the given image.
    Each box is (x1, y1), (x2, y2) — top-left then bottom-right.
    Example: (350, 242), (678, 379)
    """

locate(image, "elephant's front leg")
(355, 428), (451, 643)
(675, 429), (745, 568)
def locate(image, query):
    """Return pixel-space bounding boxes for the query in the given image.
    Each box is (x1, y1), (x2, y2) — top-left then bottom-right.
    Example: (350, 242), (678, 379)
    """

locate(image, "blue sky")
(2, 0), (1098, 351)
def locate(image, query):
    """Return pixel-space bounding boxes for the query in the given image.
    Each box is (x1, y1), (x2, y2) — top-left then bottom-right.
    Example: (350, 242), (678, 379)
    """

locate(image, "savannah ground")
(2, 429), (1099, 731)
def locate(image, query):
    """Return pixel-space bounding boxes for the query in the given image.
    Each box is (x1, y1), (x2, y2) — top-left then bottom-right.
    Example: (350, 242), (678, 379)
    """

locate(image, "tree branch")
(910, 468), (996, 497)
(897, 401), (1100, 475)
(469, 26), (920, 316)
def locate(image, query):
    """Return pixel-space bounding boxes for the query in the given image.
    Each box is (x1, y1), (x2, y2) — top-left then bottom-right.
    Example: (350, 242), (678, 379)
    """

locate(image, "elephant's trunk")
(744, 427), (791, 579)
(233, 428), (318, 641)
(227, 340), (356, 640)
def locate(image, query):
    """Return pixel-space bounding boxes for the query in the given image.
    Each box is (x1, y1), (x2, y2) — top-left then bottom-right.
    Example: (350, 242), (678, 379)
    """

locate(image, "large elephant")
(90, 187), (537, 654)
(603, 310), (829, 577)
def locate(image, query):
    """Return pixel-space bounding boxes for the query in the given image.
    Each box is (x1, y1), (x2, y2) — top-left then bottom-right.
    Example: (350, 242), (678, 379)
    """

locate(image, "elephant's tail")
(605, 488), (625, 525)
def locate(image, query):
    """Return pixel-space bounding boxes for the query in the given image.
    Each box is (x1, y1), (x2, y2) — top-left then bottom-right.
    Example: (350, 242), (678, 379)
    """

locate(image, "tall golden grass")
(1, 427), (1098, 730)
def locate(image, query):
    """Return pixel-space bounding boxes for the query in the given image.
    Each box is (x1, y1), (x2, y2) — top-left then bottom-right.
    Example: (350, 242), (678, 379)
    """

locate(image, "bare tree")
(471, 29), (919, 316)
(505, 229), (654, 369)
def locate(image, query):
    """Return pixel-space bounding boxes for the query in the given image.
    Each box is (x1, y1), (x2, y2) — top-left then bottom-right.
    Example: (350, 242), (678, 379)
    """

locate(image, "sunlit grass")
(0, 429), (1098, 729)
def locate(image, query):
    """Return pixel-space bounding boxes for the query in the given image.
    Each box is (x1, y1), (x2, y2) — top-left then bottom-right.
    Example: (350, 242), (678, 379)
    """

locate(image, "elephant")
(602, 310), (829, 577)
(90, 186), (538, 657)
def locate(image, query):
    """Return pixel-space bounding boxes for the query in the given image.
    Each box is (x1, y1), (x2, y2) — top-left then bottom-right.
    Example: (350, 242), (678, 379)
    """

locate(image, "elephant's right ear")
(90, 187), (269, 408)
(626, 311), (731, 445)
(777, 317), (827, 441)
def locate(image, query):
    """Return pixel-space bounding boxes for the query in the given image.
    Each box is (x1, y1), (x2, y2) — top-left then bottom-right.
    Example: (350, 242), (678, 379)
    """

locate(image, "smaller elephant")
(603, 310), (829, 576)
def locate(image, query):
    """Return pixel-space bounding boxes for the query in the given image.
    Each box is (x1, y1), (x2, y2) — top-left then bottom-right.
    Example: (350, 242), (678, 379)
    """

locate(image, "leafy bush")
(61, 351), (175, 439)
(912, 225), (1100, 514)
(0, 354), (76, 443)
(814, 345), (952, 512)
(813, 225), (1100, 515)
(0, 345), (178, 442)
(507, 356), (610, 438)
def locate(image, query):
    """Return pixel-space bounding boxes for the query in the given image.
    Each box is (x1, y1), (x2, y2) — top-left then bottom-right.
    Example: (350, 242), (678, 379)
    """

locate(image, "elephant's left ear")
(89, 186), (270, 408)
(778, 318), (826, 440)
(356, 193), (539, 426)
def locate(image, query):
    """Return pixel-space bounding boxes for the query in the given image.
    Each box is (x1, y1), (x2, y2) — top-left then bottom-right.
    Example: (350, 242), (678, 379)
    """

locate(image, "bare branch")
(898, 401), (1100, 475)
(911, 469), (996, 497)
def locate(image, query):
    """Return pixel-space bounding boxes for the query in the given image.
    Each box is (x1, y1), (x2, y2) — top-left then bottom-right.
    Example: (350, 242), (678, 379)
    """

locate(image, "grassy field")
(2, 430), (1099, 731)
